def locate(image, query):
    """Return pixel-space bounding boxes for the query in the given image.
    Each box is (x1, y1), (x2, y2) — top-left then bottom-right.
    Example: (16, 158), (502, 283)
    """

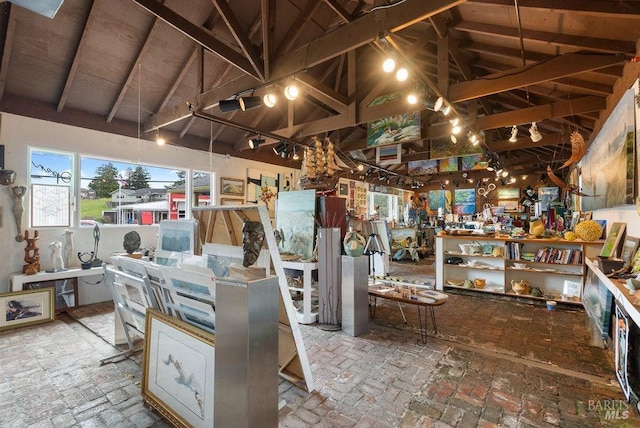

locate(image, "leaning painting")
(274, 189), (316, 260)
(580, 83), (636, 210)
(142, 309), (215, 428)
(0, 288), (54, 331)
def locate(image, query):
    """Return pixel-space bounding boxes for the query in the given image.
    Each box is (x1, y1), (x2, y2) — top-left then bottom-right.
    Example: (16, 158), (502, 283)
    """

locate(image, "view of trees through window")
(80, 157), (187, 225)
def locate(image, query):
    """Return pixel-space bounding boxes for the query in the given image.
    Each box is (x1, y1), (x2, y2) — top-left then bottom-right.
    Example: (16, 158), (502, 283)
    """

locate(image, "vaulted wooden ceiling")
(1, 0), (639, 188)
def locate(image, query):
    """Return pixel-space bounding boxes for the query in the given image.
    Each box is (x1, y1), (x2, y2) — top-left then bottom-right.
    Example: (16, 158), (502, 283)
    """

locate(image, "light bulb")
(156, 137), (165, 146)
(284, 84), (299, 101)
(407, 93), (418, 104)
(396, 67), (408, 82)
(452, 124), (462, 135)
(382, 58), (396, 73)
(263, 93), (276, 108)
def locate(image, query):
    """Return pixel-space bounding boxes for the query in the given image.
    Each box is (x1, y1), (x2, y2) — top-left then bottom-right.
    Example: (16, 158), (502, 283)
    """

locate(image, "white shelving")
(436, 235), (603, 305)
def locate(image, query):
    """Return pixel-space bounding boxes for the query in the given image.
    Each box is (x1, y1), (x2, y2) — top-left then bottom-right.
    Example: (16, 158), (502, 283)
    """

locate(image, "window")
(80, 156), (186, 226)
(29, 148), (74, 227)
(191, 171), (212, 208)
(368, 191), (399, 222)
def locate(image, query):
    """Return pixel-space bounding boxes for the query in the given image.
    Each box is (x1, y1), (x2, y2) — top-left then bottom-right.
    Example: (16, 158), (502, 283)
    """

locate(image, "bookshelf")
(435, 235), (603, 305)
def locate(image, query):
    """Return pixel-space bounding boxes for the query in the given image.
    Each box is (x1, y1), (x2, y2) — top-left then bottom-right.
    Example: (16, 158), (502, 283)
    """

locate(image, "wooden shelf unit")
(435, 235), (603, 305)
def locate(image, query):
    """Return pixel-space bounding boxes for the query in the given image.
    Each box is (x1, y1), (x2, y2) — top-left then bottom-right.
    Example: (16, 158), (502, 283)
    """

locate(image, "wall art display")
(158, 219), (197, 253)
(375, 144), (402, 165)
(426, 190), (452, 215)
(1, 288), (54, 331)
(438, 157), (458, 172)
(600, 222), (626, 258)
(201, 243), (270, 278)
(461, 154), (487, 170)
(142, 309), (215, 428)
(563, 280), (582, 299)
(220, 177), (245, 196)
(338, 183), (348, 196)
(498, 200), (519, 212)
(278, 172), (294, 192)
(497, 188), (520, 200)
(430, 137), (482, 160)
(583, 267), (613, 341)
(274, 189), (316, 260)
(453, 189), (476, 215)
(580, 85), (635, 210)
(407, 159), (438, 176)
(537, 186), (559, 210)
(367, 111), (420, 147)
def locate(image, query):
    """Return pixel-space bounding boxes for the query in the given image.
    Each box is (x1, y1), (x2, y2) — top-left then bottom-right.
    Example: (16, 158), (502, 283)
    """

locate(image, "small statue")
(91, 224), (102, 267)
(63, 229), (75, 268)
(47, 241), (66, 273)
(242, 221), (265, 267)
(23, 230), (40, 275)
(10, 185), (27, 242)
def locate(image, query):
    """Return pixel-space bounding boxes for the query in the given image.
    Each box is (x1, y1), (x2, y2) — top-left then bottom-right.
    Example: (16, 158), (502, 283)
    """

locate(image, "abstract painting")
(430, 138), (482, 160)
(407, 159), (438, 176)
(453, 189), (476, 215)
(438, 157), (458, 172)
(426, 190), (452, 215)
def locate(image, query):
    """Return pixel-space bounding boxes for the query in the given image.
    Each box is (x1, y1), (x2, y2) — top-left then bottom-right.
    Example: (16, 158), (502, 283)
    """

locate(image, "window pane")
(29, 149), (73, 227)
(80, 156), (185, 225)
(191, 171), (212, 208)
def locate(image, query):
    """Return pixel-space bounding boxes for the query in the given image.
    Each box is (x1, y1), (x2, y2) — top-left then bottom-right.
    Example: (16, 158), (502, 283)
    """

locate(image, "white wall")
(0, 113), (299, 294)
(592, 205), (639, 238)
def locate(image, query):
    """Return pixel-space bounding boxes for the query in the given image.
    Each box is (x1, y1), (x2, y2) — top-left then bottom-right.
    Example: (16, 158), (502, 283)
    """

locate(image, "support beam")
(130, 0), (260, 79)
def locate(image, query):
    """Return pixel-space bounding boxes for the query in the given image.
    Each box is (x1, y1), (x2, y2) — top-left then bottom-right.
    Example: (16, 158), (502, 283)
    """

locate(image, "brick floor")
(1, 261), (639, 427)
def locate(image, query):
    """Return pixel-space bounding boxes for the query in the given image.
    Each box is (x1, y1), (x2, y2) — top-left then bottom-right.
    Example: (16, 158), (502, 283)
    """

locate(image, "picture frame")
(202, 243), (270, 278)
(375, 144), (402, 165)
(1, 288), (54, 331)
(497, 188), (520, 200)
(158, 219), (197, 254)
(338, 183), (348, 197)
(142, 309), (215, 428)
(600, 222), (626, 258)
(220, 177), (245, 196)
(220, 198), (243, 206)
(631, 247), (640, 273)
(620, 236), (639, 271)
(563, 280), (582, 299)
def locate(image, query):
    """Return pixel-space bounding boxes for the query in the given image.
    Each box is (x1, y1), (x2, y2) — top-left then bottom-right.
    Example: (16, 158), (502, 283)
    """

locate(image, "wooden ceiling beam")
(455, 20), (637, 54)
(211, 0), (264, 80)
(468, 0), (640, 18)
(449, 53), (626, 103)
(0, 2), (15, 102)
(261, 0), (275, 81)
(323, 0), (353, 23)
(295, 74), (348, 113)
(146, 0), (465, 131)
(57, 0), (98, 112)
(272, 0), (323, 58)
(130, 0), (260, 79)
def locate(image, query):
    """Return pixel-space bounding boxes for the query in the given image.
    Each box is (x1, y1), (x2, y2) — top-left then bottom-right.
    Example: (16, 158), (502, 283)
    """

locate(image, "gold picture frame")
(142, 309), (215, 427)
(0, 288), (55, 331)
(220, 198), (244, 205)
(220, 177), (245, 196)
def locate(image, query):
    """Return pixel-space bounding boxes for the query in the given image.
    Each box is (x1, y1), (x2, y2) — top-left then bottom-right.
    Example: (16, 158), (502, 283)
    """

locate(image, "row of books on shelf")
(531, 247), (583, 265)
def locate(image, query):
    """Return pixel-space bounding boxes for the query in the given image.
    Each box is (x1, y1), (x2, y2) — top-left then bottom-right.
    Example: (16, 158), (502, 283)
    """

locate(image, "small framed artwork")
(498, 200), (519, 212)
(220, 177), (245, 196)
(338, 183), (348, 196)
(620, 236), (639, 271)
(158, 219), (197, 253)
(1, 288), (55, 331)
(142, 309), (215, 427)
(220, 198), (244, 206)
(497, 188), (520, 200)
(600, 222), (626, 258)
(375, 144), (401, 165)
(563, 280), (582, 300)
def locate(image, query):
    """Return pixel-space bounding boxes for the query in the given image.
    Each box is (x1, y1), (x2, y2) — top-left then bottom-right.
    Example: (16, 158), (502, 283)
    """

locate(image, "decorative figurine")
(63, 229), (75, 268)
(0, 169), (16, 186)
(91, 224), (102, 267)
(242, 221), (265, 267)
(46, 241), (66, 273)
(23, 229), (40, 275)
(10, 185), (27, 242)
(78, 251), (94, 270)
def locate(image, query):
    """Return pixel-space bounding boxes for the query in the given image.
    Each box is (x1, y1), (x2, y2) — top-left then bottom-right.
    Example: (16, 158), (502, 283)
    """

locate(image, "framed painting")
(338, 183), (348, 196)
(142, 309), (215, 428)
(620, 236), (639, 271)
(1, 288), (54, 331)
(427, 190), (452, 215)
(430, 137), (482, 160)
(438, 157), (458, 172)
(407, 159), (438, 176)
(201, 243), (270, 277)
(376, 144), (402, 165)
(497, 188), (520, 200)
(274, 189), (317, 260)
(461, 154), (487, 170)
(537, 186), (559, 210)
(498, 200), (519, 212)
(367, 112), (420, 147)
(220, 198), (243, 206)
(453, 188), (476, 215)
(158, 219), (197, 253)
(600, 222), (626, 258)
(220, 177), (245, 196)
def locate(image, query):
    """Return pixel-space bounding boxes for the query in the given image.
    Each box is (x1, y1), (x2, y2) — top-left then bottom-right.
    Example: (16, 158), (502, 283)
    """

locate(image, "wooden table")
(368, 286), (448, 344)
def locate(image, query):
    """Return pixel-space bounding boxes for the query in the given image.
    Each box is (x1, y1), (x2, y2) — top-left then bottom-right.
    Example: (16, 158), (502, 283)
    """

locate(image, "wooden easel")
(192, 205), (314, 392)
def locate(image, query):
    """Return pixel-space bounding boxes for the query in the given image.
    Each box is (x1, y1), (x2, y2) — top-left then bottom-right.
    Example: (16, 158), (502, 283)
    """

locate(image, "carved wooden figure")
(23, 229), (40, 275)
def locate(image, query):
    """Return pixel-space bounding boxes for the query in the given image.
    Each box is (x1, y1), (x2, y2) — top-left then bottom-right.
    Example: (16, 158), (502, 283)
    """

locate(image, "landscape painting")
(367, 112), (421, 147)
(407, 159), (438, 176)
(461, 154), (487, 170)
(439, 157), (458, 172)
(430, 137), (482, 160)
(580, 85), (634, 210)
(453, 189), (476, 215)
(275, 189), (316, 260)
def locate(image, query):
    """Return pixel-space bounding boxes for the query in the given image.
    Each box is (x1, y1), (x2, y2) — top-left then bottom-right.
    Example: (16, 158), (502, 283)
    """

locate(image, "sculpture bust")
(123, 231), (141, 254)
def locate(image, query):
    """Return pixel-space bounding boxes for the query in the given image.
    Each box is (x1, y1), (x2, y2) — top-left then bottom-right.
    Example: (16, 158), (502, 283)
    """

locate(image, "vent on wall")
(8, 0), (64, 18)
